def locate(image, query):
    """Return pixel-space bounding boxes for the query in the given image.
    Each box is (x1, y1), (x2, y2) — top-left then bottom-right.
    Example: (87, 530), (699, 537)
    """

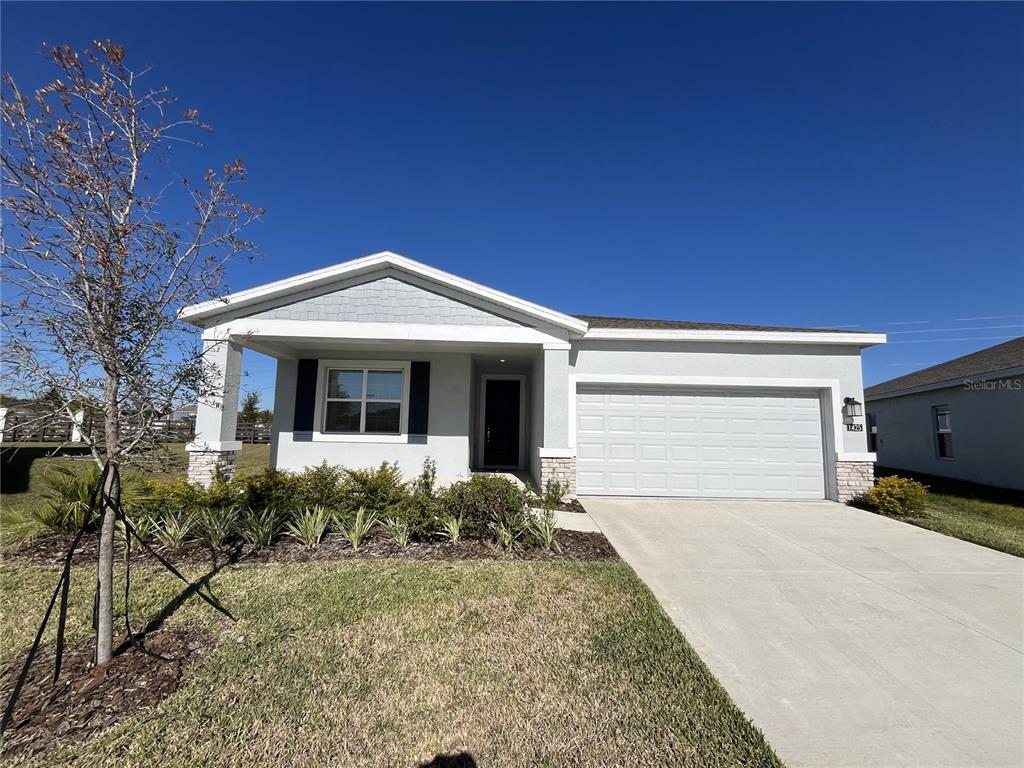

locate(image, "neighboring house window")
(324, 367), (404, 434)
(867, 413), (878, 452)
(934, 406), (953, 459)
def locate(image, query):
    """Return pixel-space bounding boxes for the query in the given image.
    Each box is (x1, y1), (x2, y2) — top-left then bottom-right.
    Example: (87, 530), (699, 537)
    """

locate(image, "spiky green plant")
(529, 508), (561, 553)
(381, 516), (411, 548)
(116, 507), (159, 544)
(34, 464), (102, 534)
(285, 505), (331, 549)
(490, 511), (529, 552)
(338, 506), (377, 551)
(154, 510), (197, 550)
(439, 514), (463, 544)
(197, 506), (240, 549)
(240, 507), (282, 550)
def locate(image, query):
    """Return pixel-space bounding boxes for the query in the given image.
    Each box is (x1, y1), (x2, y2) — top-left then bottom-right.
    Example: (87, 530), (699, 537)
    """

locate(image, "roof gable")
(865, 337), (1024, 399)
(247, 275), (526, 328)
(180, 251), (588, 333)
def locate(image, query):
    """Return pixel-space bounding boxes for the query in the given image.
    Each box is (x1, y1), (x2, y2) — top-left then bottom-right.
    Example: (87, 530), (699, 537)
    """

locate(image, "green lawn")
(0, 558), (781, 767)
(0, 443), (270, 547)
(895, 492), (1024, 558)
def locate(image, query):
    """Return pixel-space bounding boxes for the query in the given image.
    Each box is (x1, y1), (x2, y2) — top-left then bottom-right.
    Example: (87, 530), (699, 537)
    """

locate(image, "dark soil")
(1, 625), (213, 759)
(6, 529), (618, 567)
(556, 498), (588, 514)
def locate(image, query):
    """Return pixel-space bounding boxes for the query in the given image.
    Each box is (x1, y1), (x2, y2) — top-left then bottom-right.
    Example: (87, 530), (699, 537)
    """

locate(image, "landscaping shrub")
(153, 510), (198, 550)
(865, 476), (929, 516)
(196, 506), (239, 549)
(118, 506), (158, 544)
(438, 514), (463, 544)
(340, 462), (409, 517)
(34, 464), (146, 535)
(541, 479), (569, 509)
(381, 516), (411, 548)
(236, 469), (302, 513)
(240, 507), (284, 550)
(528, 508), (561, 552)
(439, 474), (529, 540)
(285, 505), (331, 548)
(337, 506), (377, 550)
(295, 462), (345, 509)
(400, 458), (442, 537)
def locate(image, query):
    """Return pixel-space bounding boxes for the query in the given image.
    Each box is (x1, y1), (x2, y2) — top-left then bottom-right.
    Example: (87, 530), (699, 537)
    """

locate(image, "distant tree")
(239, 391), (261, 424)
(1, 41), (263, 664)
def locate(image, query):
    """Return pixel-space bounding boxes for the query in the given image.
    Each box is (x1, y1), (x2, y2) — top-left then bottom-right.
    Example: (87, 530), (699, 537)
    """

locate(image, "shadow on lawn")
(876, 466), (1024, 506)
(419, 754), (478, 768)
(113, 543), (243, 657)
(0, 445), (92, 494)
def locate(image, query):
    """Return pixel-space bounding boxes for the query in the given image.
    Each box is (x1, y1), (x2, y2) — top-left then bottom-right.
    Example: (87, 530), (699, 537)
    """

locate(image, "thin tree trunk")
(95, 375), (121, 665)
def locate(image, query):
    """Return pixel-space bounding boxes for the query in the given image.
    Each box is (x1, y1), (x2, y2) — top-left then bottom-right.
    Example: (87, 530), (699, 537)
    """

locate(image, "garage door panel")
(576, 386), (825, 499)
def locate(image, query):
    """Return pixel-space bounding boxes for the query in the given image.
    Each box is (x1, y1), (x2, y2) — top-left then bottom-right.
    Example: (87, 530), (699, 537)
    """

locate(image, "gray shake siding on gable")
(249, 276), (524, 327)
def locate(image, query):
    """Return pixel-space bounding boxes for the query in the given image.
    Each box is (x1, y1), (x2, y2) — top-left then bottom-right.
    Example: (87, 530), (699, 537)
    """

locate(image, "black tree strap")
(0, 504), (93, 736)
(0, 460), (235, 739)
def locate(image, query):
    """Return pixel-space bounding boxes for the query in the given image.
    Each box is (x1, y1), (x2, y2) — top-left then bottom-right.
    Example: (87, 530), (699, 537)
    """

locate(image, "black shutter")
(408, 361), (430, 435)
(293, 359), (318, 432)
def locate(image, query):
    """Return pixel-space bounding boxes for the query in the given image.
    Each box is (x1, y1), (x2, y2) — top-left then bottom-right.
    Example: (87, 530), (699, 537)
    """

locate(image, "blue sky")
(4, 2), (1022, 405)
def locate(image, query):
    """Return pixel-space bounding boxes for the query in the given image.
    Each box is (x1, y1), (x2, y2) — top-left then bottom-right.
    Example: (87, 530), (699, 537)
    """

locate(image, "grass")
(0, 558), (781, 767)
(893, 492), (1024, 558)
(0, 443), (270, 548)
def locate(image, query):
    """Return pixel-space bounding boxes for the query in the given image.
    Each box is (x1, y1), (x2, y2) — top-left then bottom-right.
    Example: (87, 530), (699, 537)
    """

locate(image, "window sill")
(312, 432), (409, 444)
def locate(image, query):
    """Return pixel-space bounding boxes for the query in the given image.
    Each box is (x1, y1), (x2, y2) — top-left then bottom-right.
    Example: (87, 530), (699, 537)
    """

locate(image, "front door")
(483, 378), (521, 467)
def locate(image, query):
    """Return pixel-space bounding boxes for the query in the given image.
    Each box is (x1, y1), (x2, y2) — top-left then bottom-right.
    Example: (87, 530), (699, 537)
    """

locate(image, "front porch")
(186, 338), (576, 495)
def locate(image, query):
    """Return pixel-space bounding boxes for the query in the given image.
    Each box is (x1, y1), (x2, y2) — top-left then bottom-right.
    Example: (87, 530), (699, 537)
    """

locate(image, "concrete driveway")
(584, 498), (1024, 768)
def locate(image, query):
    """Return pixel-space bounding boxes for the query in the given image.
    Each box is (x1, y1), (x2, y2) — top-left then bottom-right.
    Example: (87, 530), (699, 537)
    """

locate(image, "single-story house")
(180, 251), (885, 501)
(864, 337), (1024, 491)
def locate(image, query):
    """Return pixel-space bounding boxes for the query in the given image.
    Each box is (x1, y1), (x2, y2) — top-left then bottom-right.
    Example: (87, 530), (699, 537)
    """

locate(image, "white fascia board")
(865, 365), (1024, 401)
(180, 251), (589, 334)
(203, 319), (566, 347)
(581, 328), (887, 346)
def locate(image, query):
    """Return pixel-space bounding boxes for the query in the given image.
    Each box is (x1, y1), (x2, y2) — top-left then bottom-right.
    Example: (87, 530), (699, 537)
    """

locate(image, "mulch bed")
(556, 498), (588, 514)
(6, 529), (618, 567)
(1, 625), (213, 759)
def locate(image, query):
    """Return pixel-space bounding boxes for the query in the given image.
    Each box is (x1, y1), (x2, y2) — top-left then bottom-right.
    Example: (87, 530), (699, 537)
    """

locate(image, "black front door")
(483, 379), (521, 467)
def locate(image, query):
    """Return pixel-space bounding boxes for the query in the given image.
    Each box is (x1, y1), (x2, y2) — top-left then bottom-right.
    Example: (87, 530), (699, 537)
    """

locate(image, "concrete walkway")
(584, 497), (1024, 768)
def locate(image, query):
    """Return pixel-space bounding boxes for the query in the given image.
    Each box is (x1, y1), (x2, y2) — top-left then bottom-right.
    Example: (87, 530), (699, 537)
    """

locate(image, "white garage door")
(576, 385), (825, 499)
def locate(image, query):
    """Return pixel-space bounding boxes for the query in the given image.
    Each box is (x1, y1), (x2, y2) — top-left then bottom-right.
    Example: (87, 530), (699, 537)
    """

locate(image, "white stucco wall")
(568, 340), (870, 454)
(271, 351), (473, 481)
(867, 378), (1024, 490)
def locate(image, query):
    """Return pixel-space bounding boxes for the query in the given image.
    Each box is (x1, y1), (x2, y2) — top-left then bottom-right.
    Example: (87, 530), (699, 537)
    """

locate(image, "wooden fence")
(0, 416), (271, 444)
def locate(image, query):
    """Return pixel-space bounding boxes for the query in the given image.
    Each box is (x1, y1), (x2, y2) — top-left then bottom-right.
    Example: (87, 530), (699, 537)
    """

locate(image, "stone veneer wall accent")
(836, 460), (875, 503)
(540, 457), (577, 498)
(187, 450), (238, 487)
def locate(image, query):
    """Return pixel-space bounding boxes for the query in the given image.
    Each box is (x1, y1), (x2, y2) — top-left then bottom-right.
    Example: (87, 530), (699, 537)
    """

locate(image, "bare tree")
(1, 41), (263, 664)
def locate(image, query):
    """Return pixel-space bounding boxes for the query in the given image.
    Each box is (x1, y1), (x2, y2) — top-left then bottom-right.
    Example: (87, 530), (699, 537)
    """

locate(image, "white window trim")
(312, 359), (411, 443)
(934, 405), (954, 460)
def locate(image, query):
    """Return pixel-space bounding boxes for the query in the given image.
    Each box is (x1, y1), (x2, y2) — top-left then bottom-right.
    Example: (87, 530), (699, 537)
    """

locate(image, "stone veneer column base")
(187, 450), (238, 487)
(836, 460), (875, 503)
(540, 456), (577, 498)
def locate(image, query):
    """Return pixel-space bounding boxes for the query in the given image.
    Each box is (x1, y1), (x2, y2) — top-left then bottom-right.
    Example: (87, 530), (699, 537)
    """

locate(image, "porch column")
(186, 338), (243, 486)
(538, 344), (576, 497)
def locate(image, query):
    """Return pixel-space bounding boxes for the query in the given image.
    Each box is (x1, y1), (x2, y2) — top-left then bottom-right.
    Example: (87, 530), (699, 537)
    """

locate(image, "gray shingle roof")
(576, 315), (872, 334)
(865, 337), (1024, 399)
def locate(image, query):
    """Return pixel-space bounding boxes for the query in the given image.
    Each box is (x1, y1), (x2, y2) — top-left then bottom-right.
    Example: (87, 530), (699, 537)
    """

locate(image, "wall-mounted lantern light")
(842, 397), (863, 425)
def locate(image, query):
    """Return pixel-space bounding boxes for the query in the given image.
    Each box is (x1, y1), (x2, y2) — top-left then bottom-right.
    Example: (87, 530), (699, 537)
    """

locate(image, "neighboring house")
(864, 337), (1024, 491)
(171, 404), (198, 421)
(180, 252), (885, 501)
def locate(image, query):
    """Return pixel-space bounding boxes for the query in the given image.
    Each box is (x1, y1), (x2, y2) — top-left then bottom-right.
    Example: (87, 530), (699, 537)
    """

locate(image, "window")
(323, 366), (404, 434)
(867, 413), (878, 452)
(934, 406), (953, 459)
